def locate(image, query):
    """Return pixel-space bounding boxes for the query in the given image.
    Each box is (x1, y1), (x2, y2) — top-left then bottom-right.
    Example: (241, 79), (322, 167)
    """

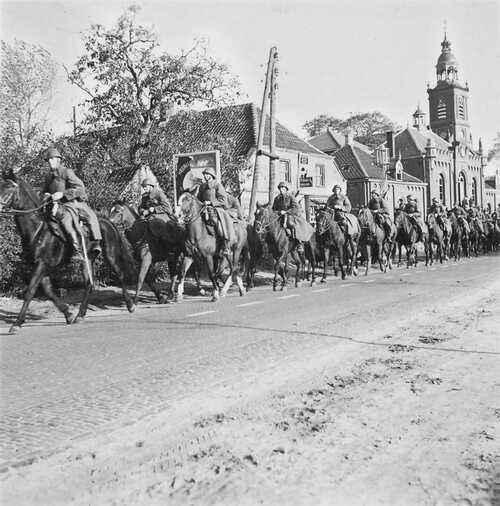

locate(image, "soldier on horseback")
(326, 184), (353, 235)
(272, 181), (300, 239)
(428, 197), (447, 230)
(42, 147), (101, 260)
(452, 201), (470, 234)
(368, 189), (392, 238)
(197, 166), (235, 255)
(139, 175), (175, 222)
(403, 194), (425, 241)
(467, 203), (485, 236)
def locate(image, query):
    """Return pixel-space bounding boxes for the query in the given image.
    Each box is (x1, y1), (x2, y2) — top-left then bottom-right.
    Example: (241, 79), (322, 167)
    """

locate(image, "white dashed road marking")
(362, 280), (375, 283)
(236, 301), (264, 307)
(186, 310), (217, 317)
(311, 288), (329, 293)
(277, 294), (300, 300)
(340, 283), (354, 287)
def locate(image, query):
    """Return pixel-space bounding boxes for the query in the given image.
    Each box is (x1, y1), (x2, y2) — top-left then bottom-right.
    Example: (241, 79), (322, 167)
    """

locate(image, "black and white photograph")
(0, 0), (499, 504)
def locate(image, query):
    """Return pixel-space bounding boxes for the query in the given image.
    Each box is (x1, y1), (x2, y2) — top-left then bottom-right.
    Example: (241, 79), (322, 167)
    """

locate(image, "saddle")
(47, 204), (87, 244)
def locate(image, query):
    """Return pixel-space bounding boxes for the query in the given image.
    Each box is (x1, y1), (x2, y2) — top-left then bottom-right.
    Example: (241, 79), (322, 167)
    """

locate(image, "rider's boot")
(69, 232), (84, 262)
(91, 240), (102, 257)
(295, 240), (304, 254)
(383, 222), (391, 239)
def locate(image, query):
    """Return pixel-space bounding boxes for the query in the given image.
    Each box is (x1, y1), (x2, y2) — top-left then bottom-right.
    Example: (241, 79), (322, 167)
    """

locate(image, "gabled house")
(332, 132), (427, 216)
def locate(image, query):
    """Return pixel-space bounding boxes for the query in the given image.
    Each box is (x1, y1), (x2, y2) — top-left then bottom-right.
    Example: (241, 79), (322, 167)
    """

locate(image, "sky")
(1, 0), (499, 155)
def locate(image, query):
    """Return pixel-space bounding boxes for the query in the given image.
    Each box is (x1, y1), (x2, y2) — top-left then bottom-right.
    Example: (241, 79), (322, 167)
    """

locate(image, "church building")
(390, 33), (488, 209)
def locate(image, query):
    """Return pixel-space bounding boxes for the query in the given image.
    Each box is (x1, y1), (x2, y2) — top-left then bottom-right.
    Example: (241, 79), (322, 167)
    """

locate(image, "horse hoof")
(159, 295), (170, 304)
(199, 288), (206, 296)
(9, 325), (21, 334)
(74, 316), (84, 324)
(127, 303), (136, 313)
(273, 285), (277, 292)
(64, 312), (76, 324)
(211, 296), (219, 302)
(320, 278), (327, 284)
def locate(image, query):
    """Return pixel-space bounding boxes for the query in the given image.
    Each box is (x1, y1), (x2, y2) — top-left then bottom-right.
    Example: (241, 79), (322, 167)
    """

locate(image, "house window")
(437, 98), (447, 120)
(315, 164), (325, 187)
(471, 178), (477, 205)
(280, 159), (291, 183)
(439, 174), (446, 204)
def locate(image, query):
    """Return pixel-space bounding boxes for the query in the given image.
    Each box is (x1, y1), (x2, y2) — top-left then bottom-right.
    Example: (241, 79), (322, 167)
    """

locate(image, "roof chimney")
(386, 131), (395, 159)
(344, 128), (354, 146)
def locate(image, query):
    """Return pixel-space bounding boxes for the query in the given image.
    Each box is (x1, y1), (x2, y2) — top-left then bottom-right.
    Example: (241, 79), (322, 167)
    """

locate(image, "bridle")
(0, 182), (47, 216)
(315, 208), (335, 236)
(254, 209), (281, 235)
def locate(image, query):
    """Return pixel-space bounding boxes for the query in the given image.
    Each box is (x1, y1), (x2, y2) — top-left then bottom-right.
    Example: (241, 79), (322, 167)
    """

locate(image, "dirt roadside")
(1, 280), (500, 506)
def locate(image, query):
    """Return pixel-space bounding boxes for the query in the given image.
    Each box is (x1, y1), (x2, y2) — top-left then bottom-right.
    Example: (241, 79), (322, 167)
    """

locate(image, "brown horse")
(426, 213), (446, 264)
(357, 208), (394, 275)
(394, 209), (429, 268)
(447, 212), (466, 261)
(253, 203), (317, 290)
(0, 175), (135, 333)
(109, 201), (205, 304)
(315, 207), (346, 281)
(175, 192), (247, 301)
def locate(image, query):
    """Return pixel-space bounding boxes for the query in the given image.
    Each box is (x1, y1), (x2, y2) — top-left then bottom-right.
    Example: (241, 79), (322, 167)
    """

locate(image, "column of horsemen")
(40, 146), (499, 284)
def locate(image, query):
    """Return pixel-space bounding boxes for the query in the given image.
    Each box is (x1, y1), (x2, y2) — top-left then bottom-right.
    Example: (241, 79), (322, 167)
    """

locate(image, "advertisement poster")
(173, 150), (221, 201)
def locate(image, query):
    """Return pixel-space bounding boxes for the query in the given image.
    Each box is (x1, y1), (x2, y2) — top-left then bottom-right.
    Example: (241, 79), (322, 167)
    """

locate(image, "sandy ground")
(1, 274), (499, 506)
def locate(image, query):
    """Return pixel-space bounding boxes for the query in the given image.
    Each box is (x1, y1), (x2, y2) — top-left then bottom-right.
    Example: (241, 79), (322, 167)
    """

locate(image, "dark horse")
(467, 216), (483, 257)
(0, 175), (135, 333)
(253, 203), (317, 290)
(426, 213), (446, 264)
(109, 201), (205, 304)
(315, 207), (346, 281)
(394, 209), (429, 268)
(175, 192), (248, 301)
(357, 208), (394, 275)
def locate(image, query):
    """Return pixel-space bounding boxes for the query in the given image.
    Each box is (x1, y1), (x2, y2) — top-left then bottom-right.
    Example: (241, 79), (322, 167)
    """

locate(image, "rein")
(254, 212), (282, 235)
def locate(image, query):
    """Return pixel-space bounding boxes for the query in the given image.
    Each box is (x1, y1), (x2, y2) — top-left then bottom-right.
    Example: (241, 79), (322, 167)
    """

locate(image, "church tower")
(427, 32), (471, 146)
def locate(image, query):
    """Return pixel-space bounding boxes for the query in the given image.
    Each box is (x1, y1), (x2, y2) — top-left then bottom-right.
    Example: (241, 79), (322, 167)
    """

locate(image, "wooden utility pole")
(66, 106), (77, 137)
(248, 47), (279, 222)
(268, 51), (279, 202)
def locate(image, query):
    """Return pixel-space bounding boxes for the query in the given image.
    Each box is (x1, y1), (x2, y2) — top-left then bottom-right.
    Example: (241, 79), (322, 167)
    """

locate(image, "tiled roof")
(161, 103), (328, 156)
(309, 128), (371, 154)
(388, 126), (450, 158)
(333, 144), (424, 183)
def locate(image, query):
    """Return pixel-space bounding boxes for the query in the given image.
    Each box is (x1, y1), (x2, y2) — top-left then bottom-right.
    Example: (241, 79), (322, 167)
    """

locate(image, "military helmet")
(202, 167), (216, 178)
(277, 181), (288, 190)
(407, 194), (414, 200)
(371, 189), (380, 196)
(332, 184), (342, 192)
(44, 147), (62, 161)
(432, 197), (438, 202)
(141, 176), (156, 187)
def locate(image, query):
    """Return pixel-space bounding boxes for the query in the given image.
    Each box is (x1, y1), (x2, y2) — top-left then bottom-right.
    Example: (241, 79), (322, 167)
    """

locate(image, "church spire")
(436, 28), (458, 82)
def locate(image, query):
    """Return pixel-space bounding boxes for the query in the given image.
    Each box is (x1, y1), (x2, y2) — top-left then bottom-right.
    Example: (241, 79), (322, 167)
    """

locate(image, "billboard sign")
(172, 150), (220, 201)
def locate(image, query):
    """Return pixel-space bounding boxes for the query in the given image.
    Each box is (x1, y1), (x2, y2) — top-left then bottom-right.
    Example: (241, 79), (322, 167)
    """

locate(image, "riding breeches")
(61, 201), (102, 241)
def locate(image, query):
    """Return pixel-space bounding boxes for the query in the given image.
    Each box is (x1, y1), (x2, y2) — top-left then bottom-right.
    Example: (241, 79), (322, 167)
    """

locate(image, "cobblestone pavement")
(1, 255), (498, 470)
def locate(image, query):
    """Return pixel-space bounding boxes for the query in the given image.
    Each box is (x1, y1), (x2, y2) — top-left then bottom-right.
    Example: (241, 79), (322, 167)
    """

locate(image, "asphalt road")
(1, 254), (499, 470)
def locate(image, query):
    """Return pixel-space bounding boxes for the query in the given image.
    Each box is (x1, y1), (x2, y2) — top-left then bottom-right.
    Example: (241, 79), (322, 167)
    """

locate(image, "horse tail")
(99, 217), (138, 283)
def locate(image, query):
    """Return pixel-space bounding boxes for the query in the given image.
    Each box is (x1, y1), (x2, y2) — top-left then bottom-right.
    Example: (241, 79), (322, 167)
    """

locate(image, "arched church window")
(439, 174), (446, 204)
(437, 98), (447, 119)
(458, 172), (466, 203)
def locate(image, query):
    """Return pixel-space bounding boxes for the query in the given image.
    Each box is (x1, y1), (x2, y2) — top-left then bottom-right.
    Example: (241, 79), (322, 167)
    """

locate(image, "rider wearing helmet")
(368, 188), (392, 237)
(139, 174), (174, 221)
(403, 194), (425, 240)
(272, 181), (300, 237)
(42, 146), (102, 260)
(326, 184), (352, 234)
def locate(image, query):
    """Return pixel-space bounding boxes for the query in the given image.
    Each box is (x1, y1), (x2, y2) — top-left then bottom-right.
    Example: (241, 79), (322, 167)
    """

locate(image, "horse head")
(358, 207), (376, 234)
(177, 191), (202, 225)
(315, 207), (333, 236)
(253, 202), (272, 235)
(109, 200), (138, 230)
(0, 176), (20, 212)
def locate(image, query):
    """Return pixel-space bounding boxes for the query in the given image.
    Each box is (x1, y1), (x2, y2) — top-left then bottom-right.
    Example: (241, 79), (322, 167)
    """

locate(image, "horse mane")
(17, 177), (42, 208)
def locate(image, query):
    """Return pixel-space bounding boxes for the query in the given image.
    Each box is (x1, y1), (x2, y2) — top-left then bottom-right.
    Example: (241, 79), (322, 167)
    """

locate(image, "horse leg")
(321, 247), (329, 283)
(102, 234), (135, 313)
(75, 256), (95, 322)
(220, 248), (240, 297)
(292, 250), (301, 288)
(10, 262), (46, 333)
(135, 250), (153, 304)
(39, 276), (75, 324)
(175, 256), (193, 302)
(365, 243), (370, 276)
(281, 251), (289, 290)
(378, 240), (385, 272)
(205, 255), (220, 301)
